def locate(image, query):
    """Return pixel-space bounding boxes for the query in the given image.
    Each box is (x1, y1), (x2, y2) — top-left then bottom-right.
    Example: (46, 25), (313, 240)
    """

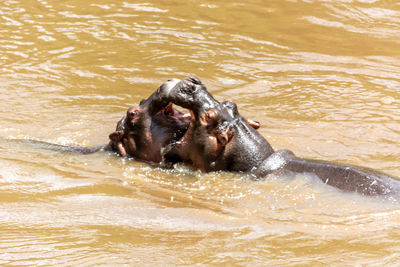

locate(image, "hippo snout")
(158, 78), (180, 97)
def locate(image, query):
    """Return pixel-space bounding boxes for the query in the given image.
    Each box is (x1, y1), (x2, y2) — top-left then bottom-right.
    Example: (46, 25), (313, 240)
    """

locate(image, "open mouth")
(162, 102), (191, 123)
(161, 102), (234, 149)
(158, 103), (192, 152)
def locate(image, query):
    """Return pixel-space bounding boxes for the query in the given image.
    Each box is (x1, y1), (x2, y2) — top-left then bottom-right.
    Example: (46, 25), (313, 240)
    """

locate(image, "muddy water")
(1, 0), (400, 265)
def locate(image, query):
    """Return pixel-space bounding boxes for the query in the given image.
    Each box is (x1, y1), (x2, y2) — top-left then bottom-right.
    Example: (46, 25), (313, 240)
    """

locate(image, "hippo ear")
(246, 119), (260, 129)
(109, 130), (125, 141)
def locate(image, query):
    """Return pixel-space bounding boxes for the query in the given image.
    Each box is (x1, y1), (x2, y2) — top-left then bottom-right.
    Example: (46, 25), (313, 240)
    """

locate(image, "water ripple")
(1, 0), (400, 265)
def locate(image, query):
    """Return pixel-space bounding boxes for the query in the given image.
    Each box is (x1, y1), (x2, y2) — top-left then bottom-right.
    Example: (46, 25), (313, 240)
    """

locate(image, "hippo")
(24, 76), (400, 196)
(129, 76), (400, 196)
(28, 79), (258, 165)
(25, 79), (257, 164)
(25, 86), (191, 163)
(107, 79), (261, 165)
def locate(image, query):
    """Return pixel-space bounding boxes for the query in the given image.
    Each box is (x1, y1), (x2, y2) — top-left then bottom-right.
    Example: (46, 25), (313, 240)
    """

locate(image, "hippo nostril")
(217, 125), (233, 147)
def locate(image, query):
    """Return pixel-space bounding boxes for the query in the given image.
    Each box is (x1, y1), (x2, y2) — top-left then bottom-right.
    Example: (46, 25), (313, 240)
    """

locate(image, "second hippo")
(145, 76), (400, 196)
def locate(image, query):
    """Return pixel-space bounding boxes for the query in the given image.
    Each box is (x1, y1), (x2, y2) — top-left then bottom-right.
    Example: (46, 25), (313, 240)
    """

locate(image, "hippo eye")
(127, 107), (139, 119)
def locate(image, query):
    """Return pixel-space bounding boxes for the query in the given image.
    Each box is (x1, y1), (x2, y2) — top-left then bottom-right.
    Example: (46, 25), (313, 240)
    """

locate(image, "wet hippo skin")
(150, 76), (400, 196)
(108, 100), (190, 163)
(107, 79), (262, 166)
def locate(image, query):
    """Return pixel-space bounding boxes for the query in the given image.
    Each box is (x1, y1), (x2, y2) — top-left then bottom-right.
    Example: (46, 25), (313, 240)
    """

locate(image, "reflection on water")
(1, 0), (400, 265)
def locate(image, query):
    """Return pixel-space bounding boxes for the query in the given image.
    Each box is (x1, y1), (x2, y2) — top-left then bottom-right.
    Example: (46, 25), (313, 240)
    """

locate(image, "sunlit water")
(1, 0), (400, 265)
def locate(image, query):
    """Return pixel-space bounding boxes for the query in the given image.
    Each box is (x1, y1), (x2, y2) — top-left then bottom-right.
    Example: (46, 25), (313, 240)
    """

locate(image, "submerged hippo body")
(28, 77), (400, 197)
(145, 76), (400, 196)
(26, 81), (191, 163)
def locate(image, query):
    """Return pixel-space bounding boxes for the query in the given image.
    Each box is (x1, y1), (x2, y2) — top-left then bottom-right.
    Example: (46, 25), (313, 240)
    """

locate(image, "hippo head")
(160, 76), (275, 172)
(108, 80), (190, 163)
(108, 76), (273, 171)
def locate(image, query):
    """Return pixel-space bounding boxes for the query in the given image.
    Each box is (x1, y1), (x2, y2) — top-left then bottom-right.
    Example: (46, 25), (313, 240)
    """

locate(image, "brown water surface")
(1, 0), (400, 265)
